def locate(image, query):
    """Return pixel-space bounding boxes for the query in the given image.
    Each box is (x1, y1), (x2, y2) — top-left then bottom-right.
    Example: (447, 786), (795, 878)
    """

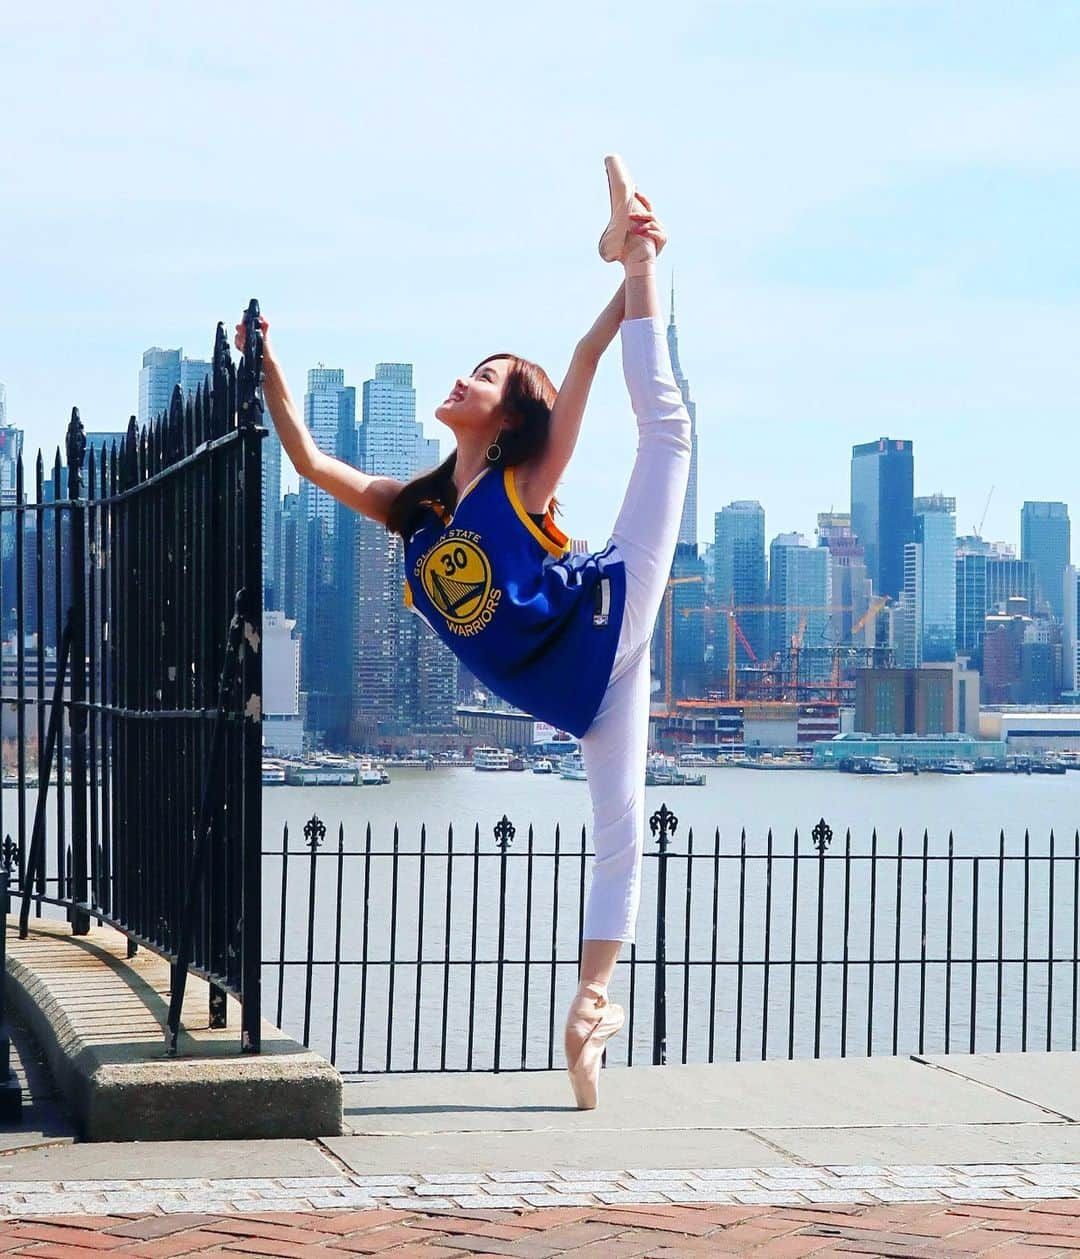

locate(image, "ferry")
(645, 752), (706, 787)
(473, 746), (512, 771)
(559, 752), (588, 780)
(508, 755), (526, 772)
(356, 758), (387, 786)
(939, 759), (975, 775)
(284, 762), (358, 786)
(262, 760), (287, 786)
(532, 758), (555, 774)
(866, 756), (900, 775)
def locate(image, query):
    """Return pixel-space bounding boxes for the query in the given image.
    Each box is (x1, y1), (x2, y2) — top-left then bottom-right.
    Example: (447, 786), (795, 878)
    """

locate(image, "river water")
(7, 768), (1079, 1072)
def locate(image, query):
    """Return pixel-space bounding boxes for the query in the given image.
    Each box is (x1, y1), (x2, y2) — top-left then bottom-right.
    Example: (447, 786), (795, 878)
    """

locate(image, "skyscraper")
(667, 282), (698, 547)
(817, 512), (871, 648)
(138, 349), (218, 424)
(850, 437), (914, 600)
(769, 533), (831, 682)
(279, 492), (301, 622)
(955, 549), (988, 662)
(0, 424), (20, 503)
(302, 367), (356, 533)
(1063, 566), (1080, 696)
(0, 422), (21, 640)
(902, 494), (957, 666)
(1021, 501), (1071, 620)
(298, 366), (357, 745)
(262, 423), (283, 611)
(986, 557), (1038, 616)
(83, 432), (128, 493)
(352, 363), (450, 745)
(714, 501), (767, 666)
(180, 357), (212, 403)
(359, 363), (439, 477)
(651, 541), (706, 702)
(138, 348), (180, 425)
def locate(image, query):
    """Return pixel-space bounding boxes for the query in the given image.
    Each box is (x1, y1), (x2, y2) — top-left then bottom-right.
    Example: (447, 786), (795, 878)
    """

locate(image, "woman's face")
(434, 357), (509, 435)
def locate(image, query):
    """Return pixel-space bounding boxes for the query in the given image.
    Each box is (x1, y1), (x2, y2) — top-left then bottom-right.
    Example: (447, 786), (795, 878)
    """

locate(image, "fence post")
(649, 802), (677, 1065)
(811, 817), (833, 1059)
(66, 409), (90, 935)
(238, 298), (264, 1055)
(1, 868), (21, 1119)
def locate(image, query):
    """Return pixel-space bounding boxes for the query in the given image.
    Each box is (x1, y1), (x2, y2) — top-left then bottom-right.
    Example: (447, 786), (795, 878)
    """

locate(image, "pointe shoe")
(565, 983), (625, 1110)
(599, 154), (665, 271)
(599, 153), (642, 262)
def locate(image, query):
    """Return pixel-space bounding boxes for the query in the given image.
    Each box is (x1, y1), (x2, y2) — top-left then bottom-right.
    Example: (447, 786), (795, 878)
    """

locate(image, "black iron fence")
(0, 304), (265, 1052)
(265, 808), (1080, 1073)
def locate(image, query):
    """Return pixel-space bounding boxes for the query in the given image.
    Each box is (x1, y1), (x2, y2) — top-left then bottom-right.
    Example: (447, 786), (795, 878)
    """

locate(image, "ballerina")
(238, 154), (691, 1107)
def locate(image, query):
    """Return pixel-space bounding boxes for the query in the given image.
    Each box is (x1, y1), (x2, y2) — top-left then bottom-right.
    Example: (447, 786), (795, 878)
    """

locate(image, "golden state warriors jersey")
(403, 465), (626, 737)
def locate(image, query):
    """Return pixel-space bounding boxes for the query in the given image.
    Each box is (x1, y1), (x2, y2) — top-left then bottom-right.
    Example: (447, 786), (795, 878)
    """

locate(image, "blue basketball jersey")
(403, 465), (626, 737)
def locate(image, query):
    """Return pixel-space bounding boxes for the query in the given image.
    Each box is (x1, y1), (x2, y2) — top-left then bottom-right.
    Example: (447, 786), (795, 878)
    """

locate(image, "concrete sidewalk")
(2, 1043), (1078, 1219)
(332, 1051), (1080, 1173)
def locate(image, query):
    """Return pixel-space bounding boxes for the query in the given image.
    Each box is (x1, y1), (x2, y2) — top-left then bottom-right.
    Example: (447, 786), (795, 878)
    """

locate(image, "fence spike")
(65, 408), (86, 500)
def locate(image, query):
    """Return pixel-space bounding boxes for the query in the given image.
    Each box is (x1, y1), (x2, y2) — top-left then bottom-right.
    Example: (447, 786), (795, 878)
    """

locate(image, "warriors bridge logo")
(419, 534), (502, 637)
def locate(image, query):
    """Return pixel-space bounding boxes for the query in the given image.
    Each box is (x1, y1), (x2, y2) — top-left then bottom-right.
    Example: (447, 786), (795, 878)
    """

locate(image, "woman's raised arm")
(515, 282), (626, 513)
(238, 316), (404, 527)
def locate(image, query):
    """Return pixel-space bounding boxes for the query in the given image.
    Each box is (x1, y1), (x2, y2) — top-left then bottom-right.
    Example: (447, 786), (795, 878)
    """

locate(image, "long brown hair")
(386, 353), (558, 539)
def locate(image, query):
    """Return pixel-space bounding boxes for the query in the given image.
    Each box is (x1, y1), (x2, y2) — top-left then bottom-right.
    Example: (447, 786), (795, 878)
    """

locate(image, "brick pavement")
(0, 1198), (1079, 1257)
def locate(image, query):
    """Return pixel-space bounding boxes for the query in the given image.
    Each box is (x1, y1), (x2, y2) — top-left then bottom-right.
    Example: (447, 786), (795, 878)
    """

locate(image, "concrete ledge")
(3, 916), (342, 1142)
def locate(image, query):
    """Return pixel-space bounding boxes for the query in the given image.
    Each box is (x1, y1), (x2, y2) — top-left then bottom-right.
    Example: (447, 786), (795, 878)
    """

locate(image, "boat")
(508, 756), (526, 772)
(677, 751), (712, 767)
(262, 760), (286, 786)
(1031, 758), (1067, 775)
(532, 758), (555, 774)
(284, 763), (358, 786)
(866, 756), (900, 775)
(473, 746), (512, 771)
(939, 759), (975, 775)
(356, 758), (386, 786)
(645, 752), (705, 786)
(559, 752), (588, 780)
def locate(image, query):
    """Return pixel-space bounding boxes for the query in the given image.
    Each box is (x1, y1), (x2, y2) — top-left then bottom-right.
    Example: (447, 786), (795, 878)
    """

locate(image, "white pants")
(579, 316), (692, 942)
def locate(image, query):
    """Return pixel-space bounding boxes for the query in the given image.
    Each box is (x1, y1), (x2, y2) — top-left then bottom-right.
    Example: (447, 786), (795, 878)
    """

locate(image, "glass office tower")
(850, 437), (914, 600)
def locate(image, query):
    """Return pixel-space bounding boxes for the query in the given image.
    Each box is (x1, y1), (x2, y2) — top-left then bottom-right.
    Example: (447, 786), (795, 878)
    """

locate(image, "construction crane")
(828, 595), (889, 695)
(851, 594), (889, 641)
(677, 596), (891, 706)
(789, 616), (809, 699)
(973, 486), (995, 539)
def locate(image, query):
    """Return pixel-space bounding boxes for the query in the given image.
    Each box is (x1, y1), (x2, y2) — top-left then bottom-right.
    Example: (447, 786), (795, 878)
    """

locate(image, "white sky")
(2, 0), (1078, 554)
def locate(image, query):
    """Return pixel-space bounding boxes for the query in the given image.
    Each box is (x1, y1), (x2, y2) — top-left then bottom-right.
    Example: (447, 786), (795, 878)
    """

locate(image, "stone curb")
(4, 917), (342, 1141)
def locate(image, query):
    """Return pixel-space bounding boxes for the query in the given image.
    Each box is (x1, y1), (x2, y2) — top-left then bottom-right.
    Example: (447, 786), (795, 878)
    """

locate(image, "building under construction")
(657, 699), (843, 752)
(656, 576), (893, 713)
